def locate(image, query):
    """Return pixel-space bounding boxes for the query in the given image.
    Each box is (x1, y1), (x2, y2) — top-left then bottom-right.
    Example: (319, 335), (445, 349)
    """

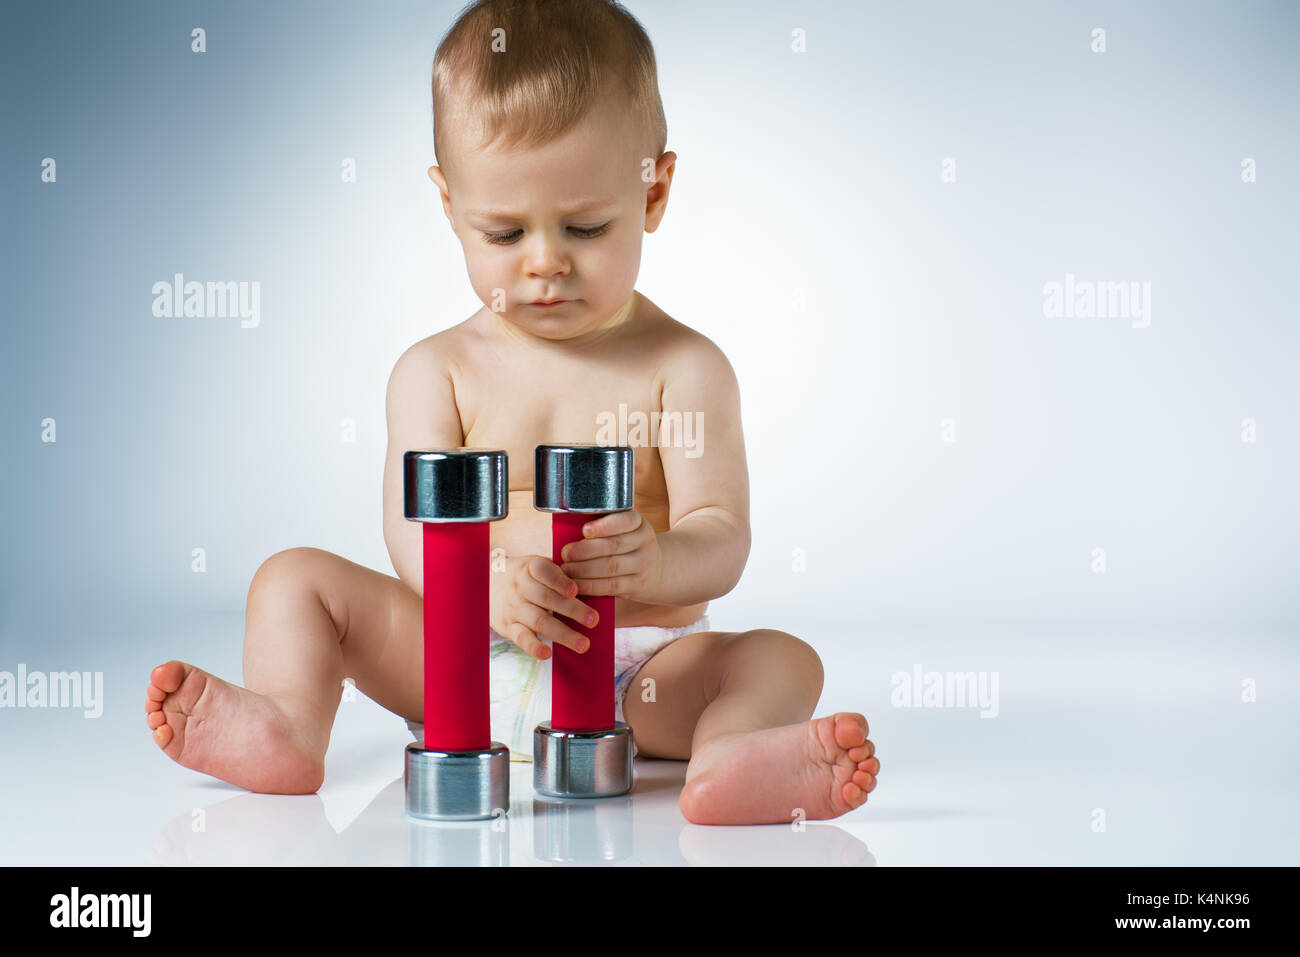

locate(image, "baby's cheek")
(590, 242), (640, 297)
(465, 257), (509, 310)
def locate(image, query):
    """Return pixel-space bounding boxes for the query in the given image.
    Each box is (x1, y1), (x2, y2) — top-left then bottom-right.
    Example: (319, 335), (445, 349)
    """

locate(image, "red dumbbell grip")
(422, 520), (491, 751)
(550, 511), (615, 731)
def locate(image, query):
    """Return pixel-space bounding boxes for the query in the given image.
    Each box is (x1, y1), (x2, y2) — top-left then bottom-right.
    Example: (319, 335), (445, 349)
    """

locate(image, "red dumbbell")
(403, 449), (510, 820)
(532, 443), (635, 798)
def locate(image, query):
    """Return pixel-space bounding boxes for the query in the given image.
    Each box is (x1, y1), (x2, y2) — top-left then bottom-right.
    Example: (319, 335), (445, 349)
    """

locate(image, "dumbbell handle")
(550, 511), (615, 731)
(422, 521), (490, 751)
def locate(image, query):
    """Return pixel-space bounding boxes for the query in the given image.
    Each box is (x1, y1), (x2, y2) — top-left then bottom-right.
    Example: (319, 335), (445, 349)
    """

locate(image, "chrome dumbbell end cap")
(532, 721), (634, 799)
(534, 444), (634, 513)
(405, 741), (511, 822)
(403, 448), (508, 522)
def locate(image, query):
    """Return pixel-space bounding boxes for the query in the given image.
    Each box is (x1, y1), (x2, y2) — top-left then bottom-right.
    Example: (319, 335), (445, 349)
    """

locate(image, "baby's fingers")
(526, 560), (598, 629)
(526, 555), (575, 597)
(527, 605), (591, 655)
(506, 622), (550, 661)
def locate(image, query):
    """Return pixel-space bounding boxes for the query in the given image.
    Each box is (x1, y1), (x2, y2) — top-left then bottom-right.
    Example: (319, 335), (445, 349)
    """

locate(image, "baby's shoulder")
(634, 296), (731, 369)
(391, 316), (480, 378)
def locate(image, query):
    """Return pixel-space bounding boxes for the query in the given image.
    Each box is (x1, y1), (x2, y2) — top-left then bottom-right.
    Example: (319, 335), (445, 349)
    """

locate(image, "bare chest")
(454, 354), (672, 551)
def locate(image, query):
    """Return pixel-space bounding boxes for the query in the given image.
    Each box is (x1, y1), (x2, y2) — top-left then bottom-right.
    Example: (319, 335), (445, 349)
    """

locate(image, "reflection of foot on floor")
(148, 791), (333, 867)
(144, 660), (325, 794)
(680, 818), (876, 867)
(679, 712), (880, 826)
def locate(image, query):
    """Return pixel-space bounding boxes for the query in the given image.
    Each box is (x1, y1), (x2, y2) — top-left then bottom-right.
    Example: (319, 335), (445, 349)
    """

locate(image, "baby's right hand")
(491, 555), (599, 660)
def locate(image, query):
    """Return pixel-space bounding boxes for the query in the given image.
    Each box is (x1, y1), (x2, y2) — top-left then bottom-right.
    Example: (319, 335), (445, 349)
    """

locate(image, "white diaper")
(405, 615), (711, 762)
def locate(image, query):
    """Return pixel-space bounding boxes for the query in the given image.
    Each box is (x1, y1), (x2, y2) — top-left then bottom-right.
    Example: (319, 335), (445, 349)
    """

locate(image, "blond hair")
(432, 0), (667, 168)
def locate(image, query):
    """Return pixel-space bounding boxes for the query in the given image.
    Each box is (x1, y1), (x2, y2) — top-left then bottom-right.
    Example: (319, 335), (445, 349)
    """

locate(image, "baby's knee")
(777, 631), (823, 682)
(736, 629), (824, 681)
(249, 546), (333, 595)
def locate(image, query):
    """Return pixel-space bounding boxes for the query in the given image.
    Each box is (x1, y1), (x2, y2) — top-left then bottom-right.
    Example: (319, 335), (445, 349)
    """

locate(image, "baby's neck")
(494, 291), (639, 351)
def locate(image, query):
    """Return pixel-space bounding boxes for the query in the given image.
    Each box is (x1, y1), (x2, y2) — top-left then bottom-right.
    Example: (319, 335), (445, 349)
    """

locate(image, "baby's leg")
(622, 628), (879, 826)
(145, 547), (423, 793)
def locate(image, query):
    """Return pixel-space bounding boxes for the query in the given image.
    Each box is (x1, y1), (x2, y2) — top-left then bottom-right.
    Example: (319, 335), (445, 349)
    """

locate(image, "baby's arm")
(382, 338), (595, 655)
(382, 340), (465, 598)
(640, 339), (751, 605)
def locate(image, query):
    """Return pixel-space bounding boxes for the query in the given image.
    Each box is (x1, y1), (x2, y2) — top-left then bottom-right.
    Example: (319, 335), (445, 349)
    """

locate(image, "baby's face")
(430, 94), (674, 343)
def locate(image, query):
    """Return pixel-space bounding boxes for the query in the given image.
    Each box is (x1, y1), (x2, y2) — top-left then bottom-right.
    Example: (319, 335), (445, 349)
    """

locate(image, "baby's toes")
(152, 722), (176, 748)
(148, 701), (179, 749)
(145, 681), (167, 714)
(150, 661), (187, 695)
(848, 738), (874, 763)
(832, 712), (869, 751)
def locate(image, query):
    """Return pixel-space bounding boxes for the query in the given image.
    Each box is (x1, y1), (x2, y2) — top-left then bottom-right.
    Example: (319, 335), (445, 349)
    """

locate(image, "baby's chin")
(506, 301), (596, 340)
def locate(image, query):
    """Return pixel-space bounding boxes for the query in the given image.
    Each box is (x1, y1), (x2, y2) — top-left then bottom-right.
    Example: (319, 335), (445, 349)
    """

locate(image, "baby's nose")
(523, 241), (571, 278)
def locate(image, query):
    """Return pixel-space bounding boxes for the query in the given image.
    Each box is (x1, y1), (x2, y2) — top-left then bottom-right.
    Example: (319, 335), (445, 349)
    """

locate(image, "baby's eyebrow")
(468, 197), (619, 219)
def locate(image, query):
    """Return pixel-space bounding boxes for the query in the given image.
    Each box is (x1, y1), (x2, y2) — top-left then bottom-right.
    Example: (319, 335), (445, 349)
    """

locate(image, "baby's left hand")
(558, 509), (662, 602)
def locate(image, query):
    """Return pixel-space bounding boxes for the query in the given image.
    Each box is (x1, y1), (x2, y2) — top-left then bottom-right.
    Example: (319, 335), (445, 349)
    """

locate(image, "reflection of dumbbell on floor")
(532, 443), (635, 799)
(403, 449), (510, 821)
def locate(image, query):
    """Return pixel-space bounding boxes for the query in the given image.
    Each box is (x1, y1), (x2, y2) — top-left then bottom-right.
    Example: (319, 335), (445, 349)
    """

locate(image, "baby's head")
(428, 0), (673, 343)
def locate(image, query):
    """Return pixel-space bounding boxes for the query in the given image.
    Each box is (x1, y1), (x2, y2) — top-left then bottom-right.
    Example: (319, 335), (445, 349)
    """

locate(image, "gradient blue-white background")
(1, 1), (1297, 866)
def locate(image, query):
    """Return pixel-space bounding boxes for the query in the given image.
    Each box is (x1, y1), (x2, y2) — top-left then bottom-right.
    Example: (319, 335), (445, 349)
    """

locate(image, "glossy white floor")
(1, 615), (1295, 866)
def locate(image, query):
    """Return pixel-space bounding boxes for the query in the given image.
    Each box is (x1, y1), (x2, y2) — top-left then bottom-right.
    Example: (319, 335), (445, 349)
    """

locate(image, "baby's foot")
(678, 712), (879, 826)
(144, 660), (325, 794)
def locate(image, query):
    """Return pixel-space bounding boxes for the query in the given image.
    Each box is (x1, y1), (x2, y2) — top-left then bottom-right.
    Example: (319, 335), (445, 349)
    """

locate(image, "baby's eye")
(480, 223), (612, 245)
(570, 222), (612, 239)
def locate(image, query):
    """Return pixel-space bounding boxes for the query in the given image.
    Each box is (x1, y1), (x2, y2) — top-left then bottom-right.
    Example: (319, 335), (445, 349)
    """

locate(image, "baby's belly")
(612, 595), (709, 628)
(494, 491), (709, 629)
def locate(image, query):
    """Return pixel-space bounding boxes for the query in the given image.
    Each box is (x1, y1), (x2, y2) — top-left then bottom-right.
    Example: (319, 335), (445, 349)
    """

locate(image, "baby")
(144, 0), (878, 826)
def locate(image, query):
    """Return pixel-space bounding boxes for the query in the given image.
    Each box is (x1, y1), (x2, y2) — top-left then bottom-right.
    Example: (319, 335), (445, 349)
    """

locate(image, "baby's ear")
(643, 151), (677, 234)
(426, 166), (454, 221)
